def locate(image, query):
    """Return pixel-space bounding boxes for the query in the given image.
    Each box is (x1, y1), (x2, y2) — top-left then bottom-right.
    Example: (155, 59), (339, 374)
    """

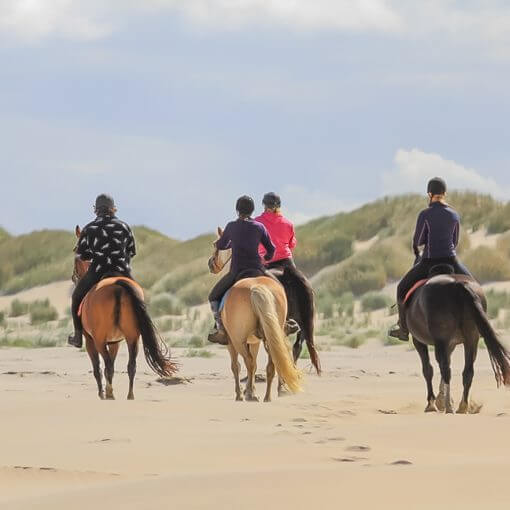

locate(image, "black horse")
(274, 265), (321, 375)
(406, 267), (510, 413)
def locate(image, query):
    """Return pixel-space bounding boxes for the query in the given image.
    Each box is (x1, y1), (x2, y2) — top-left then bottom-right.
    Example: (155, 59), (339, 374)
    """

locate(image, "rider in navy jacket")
(389, 178), (473, 341)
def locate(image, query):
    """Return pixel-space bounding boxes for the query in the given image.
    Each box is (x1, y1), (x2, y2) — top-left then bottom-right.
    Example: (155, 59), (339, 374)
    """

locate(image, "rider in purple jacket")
(389, 177), (473, 341)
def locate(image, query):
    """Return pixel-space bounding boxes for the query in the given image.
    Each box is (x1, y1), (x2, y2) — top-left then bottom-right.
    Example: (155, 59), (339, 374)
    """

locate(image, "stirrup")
(388, 326), (409, 342)
(208, 326), (229, 345)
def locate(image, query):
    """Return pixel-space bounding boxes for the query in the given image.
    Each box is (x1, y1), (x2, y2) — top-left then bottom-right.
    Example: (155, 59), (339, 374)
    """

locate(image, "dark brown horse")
(73, 226), (177, 400)
(406, 268), (510, 413)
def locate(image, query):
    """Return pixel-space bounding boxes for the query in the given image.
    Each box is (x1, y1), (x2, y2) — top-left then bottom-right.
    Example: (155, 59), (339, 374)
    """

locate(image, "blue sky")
(1, 1), (509, 239)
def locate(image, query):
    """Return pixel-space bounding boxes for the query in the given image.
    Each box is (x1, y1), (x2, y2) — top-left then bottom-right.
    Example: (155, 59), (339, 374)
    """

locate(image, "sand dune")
(1, 343), (510, 509)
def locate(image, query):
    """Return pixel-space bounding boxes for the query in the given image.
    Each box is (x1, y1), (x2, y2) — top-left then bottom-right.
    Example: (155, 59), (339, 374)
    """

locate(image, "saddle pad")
(219, 289), (232, 314)
(78, 277), (144, 317)
(403, 279), (428, 305)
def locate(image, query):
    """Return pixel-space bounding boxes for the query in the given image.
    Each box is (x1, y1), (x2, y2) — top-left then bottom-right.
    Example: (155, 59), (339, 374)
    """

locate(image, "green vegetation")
(361, 291), (392, 312)
(149, 292), (184, 317)
(486, 290), (510, 319)
(10, 299), (29, 317)
(185, 348), (214, 358)
(0, 310), (5, 328)
(463, 247), (510, 283)
(29, 299), (58, 325)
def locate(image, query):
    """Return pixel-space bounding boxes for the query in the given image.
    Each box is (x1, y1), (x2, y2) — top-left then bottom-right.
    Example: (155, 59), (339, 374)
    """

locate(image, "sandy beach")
(1, 342), (510, 509)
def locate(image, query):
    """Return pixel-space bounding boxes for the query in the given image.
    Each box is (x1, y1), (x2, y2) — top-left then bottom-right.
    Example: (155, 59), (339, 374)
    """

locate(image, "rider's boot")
(208, 301), (229, 345)
(388, 302), (409, 341)
(284, 319), (300, 336)
(68, 329), (83, 348)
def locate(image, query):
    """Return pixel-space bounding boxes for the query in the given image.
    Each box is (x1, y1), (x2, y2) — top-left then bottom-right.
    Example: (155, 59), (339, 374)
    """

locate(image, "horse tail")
(282, 266), (321, 375)
(250, 285), (302, 393)
(113, 286), (122, 327)
(115, 280), (178, 378)
(459, 282), (510, 387)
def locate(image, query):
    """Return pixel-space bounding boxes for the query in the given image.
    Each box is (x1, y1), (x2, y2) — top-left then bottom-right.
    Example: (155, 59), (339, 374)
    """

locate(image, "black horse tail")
(115, 280), (178, 378)
(283, 266), (321, 375)
(459, 282), (510, 387)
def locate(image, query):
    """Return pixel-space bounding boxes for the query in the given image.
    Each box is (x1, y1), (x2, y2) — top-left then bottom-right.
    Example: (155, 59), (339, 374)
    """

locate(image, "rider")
(208, 195), (276, 345)
(68, 194), (136, 348)
(388, 177), (473, 341)
(255, 192), (297, 270)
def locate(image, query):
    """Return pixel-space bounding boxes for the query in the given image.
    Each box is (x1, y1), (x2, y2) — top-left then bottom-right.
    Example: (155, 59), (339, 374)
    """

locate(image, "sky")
(1, 0), (509, 239)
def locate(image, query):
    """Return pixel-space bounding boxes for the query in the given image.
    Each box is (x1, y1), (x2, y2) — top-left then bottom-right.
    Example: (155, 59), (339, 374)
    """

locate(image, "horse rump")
(277, 266), (321, 375)
(458, 282), (510, 387)
(114, 280), (178, 378)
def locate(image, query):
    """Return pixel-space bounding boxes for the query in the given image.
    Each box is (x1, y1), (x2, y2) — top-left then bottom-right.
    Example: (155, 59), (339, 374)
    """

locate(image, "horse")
(208, 234), (302, 401)
(209, 228), (320, 375)
(405, 267), (510, 414)
(73, 226), (177, 400)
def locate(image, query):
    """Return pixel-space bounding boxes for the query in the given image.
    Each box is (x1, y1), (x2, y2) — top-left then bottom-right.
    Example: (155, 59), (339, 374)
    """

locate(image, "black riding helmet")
(262, 192), (281, 209)
(427, 177), (447, 196)
(95, 194), (116, 214)
(236, 195), (255, 216)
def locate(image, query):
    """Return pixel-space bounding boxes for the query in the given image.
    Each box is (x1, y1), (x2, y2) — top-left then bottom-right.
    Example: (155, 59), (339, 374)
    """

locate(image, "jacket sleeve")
(453, 217), (460, 249)
(261, 226), (276, 261)
(412, 211), (428, 257)
(216, 223), (232, 250)
(126, 226), (136, 259)
(289, 224), (297, 251)
(76, 227), (93, 261)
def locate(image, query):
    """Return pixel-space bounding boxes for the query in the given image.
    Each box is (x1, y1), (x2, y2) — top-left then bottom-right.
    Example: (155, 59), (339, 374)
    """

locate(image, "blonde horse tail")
(250, 285), (302, 393)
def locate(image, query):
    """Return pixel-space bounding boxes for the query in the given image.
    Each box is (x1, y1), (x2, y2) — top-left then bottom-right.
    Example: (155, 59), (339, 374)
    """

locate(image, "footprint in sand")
(390, 460), (413, 466)
(332, 456), (369, 463)
(345, 445), (371, 452)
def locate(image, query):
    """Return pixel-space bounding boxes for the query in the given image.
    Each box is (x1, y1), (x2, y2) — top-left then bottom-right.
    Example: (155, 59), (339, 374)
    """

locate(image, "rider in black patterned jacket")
(68, 194), (136, 348)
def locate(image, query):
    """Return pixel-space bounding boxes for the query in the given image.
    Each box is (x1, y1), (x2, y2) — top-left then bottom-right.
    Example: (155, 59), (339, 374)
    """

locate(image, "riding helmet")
(262, 192), (281, 209)
(95, 194), (116, 211)
(427, 177), (447, 196)
(236, 195), (255, 216)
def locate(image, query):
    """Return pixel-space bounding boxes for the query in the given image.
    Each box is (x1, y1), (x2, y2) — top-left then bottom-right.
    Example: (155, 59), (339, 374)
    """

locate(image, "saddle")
(78, 277), (144, 317)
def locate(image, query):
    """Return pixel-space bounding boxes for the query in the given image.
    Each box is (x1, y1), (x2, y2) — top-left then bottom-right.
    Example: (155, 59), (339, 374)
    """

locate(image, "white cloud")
(281, 185), (360, 226)
(0, 0), (111, 42)
(383, 148), (509, 198)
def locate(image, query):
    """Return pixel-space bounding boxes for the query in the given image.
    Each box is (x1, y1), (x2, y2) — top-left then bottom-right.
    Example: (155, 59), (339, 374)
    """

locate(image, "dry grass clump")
(463, 247), (510, 283)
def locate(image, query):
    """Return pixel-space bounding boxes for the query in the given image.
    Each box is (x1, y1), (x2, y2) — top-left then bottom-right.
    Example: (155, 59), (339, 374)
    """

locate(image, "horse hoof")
(106, 394), (115, 400)
(468, 401), (483, 414)
(435, 399), (445, 412)
(445, 406), (454, 414)
(98, 393), (105, 400)
(127, 394), (134, 401)
(235, 395), (244, 402)
(424, 403), (438, 413)
(246, 395), (260, 402)
(264, 397), (271, 403)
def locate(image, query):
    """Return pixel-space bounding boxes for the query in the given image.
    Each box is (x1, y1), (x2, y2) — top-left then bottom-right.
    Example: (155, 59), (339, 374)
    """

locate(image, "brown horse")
(73, 226), (177, 400)
(209, 236), (302, 401)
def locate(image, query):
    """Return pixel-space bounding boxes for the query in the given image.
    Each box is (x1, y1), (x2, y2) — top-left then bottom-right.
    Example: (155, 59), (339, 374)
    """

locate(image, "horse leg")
(227, 343), (243, 402)
(126, 339), (139, 400)
(85, 334), (104, 400)
(435, 342), (454, 414)
(457, 337), (480, 414)
(264, 351), (276, 403)
(413, 338), (436, 412)
(241, 342), (259, 402)
(292, 332), (304, 364)
(100, 346), (115, 400)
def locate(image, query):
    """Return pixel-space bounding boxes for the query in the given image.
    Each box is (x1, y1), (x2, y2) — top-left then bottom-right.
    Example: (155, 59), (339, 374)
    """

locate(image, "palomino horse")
(73, 226), (177, 400)
(209, 233), (302, 401)
(406, 268), (510, 414)
(209, 228), (320, 375)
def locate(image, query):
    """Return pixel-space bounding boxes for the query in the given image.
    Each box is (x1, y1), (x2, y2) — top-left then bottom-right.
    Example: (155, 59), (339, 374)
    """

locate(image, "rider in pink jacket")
(255, 192), (297, 270)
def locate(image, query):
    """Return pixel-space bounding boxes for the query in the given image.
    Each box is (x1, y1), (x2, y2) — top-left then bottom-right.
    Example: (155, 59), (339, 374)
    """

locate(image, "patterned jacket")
(76, 215), (136, 275)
